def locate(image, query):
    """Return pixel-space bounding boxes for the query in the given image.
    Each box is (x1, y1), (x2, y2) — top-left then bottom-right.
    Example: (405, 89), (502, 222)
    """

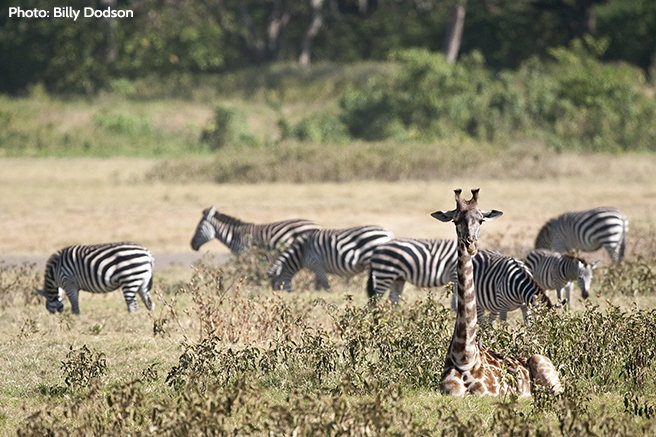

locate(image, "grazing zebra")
(470, 250), (553, 326)
(190, 206), (321, 256)
(36, 242), (155, 315)
(535, 207), (628, 263)
(367, 238), (457, 305)
(268, 226), (395, 292)
(525, 248), (599, 310)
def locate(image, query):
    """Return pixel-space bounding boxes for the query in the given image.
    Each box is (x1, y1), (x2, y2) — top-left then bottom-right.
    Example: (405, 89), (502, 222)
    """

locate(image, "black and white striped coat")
(268, 226), (395, 292)
(36, 242), (155, 314)
(535, 207), (628, 263)
(525, 249), (599, 310)
(367, 238), (457, 305)
(469, 250), (552, 326)
(190, 206), (321, 256)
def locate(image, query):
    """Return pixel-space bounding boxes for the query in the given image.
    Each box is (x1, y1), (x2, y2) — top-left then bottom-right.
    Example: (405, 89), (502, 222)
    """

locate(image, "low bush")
(9, 228), (656, 435)
(338, 41), (656, 152)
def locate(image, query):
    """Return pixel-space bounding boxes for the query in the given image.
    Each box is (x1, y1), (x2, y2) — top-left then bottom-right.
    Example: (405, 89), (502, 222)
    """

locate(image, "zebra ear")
(591, 260), (600, 270)
(481, 209), (503, 221)
(431, 209), (456, 223)
(206, 206), (217, 219)
(35, 288), (47, 297)
(267, 260), (283, 278)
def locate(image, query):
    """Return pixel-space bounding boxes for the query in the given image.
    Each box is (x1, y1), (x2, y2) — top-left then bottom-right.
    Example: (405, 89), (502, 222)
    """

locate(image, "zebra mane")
(206, 209), (250, 228)
(562, 252), (588, 264)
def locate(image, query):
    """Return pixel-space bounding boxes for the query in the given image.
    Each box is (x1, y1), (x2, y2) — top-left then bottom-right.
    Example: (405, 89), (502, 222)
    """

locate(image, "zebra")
(366, 238), (457, 305)
(190, 206), (322, 257)
(268, 226), (395, 292)
(36, 242), (155, 315)
(525, 248), (599, 310)
(470, 250), (553, 326)
(534, 207), (628, 263)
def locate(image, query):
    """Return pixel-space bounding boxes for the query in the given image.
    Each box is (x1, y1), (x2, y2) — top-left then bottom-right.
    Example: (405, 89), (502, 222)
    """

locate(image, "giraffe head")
(431, 189), (503, 256)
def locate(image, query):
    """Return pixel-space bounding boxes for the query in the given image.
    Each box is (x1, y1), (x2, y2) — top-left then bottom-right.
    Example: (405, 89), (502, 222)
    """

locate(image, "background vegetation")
(2, 0), (656, 166)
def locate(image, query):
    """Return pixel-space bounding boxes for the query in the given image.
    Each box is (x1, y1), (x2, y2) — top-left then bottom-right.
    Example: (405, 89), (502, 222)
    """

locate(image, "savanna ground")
(1, 154), (656, 435)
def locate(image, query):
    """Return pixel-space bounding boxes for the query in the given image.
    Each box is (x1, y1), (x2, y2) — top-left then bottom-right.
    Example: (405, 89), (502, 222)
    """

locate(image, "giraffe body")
(432, 189), (562, 396)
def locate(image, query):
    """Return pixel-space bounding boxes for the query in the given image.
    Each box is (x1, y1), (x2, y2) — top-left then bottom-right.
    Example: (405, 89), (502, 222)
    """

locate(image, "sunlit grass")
(2, 239), (656, 435)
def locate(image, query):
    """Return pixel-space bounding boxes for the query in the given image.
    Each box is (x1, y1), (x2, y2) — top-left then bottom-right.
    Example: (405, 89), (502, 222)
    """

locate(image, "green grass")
(2, 232), (656, 436)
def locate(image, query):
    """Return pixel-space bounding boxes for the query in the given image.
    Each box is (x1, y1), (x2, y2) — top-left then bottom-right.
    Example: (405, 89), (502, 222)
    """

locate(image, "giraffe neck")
(449, 240), (480, 371)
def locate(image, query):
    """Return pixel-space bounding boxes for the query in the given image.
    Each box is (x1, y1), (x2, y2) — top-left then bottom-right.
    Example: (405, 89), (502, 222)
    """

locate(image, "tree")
(299, 0), (325, 68)
(443, 1), (467, 64)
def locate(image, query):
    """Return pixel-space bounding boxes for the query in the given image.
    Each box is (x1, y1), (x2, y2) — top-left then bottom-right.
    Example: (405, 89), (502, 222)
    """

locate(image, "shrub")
(200, 105), (259, 150)
(279, 110), (350, 144)
(338, 42), (656, 152)
(0, 261), (39, 309)
(60, 345), (108, 391)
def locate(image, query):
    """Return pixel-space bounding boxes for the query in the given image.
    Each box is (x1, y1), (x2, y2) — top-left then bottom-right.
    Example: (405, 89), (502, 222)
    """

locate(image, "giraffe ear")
(481, 209), (503, 221)
(431, 209), (456, 223)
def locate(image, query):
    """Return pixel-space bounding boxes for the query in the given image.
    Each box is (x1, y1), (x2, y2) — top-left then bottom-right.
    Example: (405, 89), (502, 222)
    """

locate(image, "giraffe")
(431, 188), (562, 396)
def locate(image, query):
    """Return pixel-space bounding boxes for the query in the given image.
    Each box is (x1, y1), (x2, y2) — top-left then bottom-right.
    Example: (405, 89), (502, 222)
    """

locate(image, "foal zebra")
(470, 250), (553, 326)
(535, 207), (628, 263)
(367, 238), (457, 305)
(525, 249), (599, 310)
(268, 226), (395, 292)
(36, 242), (155, 314)
(190, 206), (321, 256)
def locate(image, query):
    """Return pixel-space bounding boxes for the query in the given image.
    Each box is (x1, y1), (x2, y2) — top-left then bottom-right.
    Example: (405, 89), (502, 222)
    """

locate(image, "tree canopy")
(1, 0), (655, 93)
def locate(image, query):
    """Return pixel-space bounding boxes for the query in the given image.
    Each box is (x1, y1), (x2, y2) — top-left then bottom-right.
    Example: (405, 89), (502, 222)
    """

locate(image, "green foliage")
(279, 111), (350, 144)
(93, 110), (153, 136)
(7, 230), (656, 435)
(201, 105), (259, 150)
(339, 44), (656, 152)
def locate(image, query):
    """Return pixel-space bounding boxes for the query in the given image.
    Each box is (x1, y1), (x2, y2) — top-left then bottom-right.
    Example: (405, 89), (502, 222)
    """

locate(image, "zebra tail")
(618, 218), (629, 263)
(366, 272), (376, 299)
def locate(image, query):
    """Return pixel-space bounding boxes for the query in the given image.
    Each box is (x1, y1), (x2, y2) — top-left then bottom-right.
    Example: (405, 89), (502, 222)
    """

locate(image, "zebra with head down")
(37, 242), (155, 315)
(525, 248), (599, 310)
(268, 225), (395, 292)
(535, 207), (628, 263)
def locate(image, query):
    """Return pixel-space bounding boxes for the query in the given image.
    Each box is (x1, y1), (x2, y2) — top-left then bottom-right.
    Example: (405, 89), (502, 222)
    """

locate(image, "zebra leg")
(492, 310), (503, 326)
(311, 265), (331, 291)
(606, 242), (623, 264)
(136, 275), (155, 311)
(520, 305), (530, 324)
(555, 287), (569, 310)
(389, 279), (406, 306)
(564, 282), (574, 310)
(63, 286), (81, 315)
(121, 284), (140, 313)
(477, 307), (487, 328)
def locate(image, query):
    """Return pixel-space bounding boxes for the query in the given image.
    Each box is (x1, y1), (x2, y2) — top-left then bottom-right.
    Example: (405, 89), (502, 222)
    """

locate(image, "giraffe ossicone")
(432, 188), (562, 396)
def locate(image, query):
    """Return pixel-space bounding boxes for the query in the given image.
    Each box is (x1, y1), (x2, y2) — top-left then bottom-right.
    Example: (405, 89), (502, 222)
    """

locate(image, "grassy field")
(1, 156), (656, 435)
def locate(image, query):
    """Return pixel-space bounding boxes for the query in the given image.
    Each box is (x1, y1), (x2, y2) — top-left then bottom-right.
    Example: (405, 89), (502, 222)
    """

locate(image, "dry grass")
(0, 155), (654, 261)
